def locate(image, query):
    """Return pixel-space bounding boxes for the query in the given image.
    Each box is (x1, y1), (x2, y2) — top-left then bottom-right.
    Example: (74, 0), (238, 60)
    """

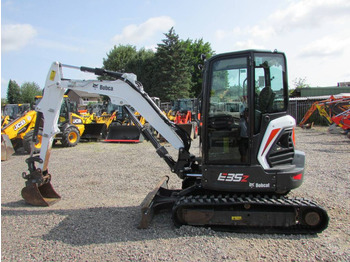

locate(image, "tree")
(125, 48), (157, 94)
(103, 44), (138, 73)
(181, 38), (214, 97)
(102, 45), (156, 95)
(20, 82), (42, 104)
(154, 27), (192, 101)
(293, 77), (310, 89)
(7, 80), (21, 104)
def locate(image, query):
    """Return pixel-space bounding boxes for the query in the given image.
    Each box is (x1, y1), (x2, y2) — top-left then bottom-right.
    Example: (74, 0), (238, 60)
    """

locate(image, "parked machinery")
(1, 97), (84, 161)
(79, 102), (117, 140)
(21, 50), (329, 234)
(1, 103), (31, 128)
(166, 98), (199, 139)
(104, 104), (144, 143)
(299, 95), (350, 128)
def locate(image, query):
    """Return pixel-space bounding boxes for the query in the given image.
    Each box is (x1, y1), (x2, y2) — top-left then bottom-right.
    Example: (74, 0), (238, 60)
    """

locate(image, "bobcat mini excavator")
(21, 50), (329, 233)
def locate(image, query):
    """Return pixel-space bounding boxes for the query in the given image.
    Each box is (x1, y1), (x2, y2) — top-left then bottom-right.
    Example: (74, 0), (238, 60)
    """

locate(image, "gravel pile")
(1, 126), (349, 261)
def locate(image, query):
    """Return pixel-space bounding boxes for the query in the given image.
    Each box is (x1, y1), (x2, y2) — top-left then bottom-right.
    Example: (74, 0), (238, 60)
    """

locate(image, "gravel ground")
(1, 126), (349, 261)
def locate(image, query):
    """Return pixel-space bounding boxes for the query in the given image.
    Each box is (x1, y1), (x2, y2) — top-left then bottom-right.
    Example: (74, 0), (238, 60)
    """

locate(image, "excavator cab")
(200, 50), (302, 194)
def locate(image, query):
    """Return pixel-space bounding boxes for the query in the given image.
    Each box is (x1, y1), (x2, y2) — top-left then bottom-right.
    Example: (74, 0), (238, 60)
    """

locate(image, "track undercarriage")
(140, 176), (329, 234)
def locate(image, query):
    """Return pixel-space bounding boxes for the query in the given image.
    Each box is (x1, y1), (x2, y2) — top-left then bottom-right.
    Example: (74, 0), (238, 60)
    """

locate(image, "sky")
(1, 0), (350, 99)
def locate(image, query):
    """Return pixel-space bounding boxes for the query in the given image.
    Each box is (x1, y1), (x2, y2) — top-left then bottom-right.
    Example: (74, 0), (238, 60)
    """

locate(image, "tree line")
(5, 80), (41, 105)
(5, 27), (215, 105)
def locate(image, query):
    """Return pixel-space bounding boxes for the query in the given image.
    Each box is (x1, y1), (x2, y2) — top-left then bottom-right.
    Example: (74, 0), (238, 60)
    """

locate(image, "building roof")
(300, 86), (350, 97)
(290, 93), (350, 101)
(67, 89), (101, 98)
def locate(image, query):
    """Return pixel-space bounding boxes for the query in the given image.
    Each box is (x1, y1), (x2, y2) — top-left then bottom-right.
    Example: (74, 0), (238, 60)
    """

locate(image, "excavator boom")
(21, 62), (193, 206)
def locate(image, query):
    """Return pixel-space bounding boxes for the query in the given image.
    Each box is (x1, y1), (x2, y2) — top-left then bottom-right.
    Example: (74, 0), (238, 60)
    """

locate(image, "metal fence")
(288, 99), (329, 125)
(161, 98), (329, 126)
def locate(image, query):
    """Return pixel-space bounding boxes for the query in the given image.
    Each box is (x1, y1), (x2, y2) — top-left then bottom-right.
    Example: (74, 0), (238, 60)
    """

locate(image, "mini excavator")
(21, 50), (329, 233)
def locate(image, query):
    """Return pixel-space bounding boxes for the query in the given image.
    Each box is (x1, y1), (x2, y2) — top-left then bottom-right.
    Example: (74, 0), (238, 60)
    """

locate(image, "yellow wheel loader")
(104, 105), (144, 143)
(20, 51), (329, 234)
(79, 103), (117, 140)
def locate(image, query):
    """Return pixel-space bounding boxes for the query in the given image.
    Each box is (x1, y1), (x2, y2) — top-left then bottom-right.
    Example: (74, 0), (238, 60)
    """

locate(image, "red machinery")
(299, 95), (350, 128)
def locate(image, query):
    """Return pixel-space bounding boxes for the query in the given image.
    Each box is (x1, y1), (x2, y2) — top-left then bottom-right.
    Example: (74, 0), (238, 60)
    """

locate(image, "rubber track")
(172, 194), (329, 234)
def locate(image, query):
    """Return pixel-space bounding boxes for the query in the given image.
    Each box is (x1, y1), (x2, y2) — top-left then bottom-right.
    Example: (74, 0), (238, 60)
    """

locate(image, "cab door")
(202, 53), (251, 166)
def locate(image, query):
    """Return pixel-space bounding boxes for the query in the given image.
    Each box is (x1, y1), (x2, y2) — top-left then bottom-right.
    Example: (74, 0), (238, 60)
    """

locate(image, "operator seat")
(259, 85), (275, 113)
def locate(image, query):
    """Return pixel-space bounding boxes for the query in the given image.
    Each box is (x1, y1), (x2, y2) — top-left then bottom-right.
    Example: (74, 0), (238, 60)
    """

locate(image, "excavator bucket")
(105, 125), (144, 143)
(21, 182), (61, 206)
(1, 134), (15, 161)
(82, 123), (105, 140)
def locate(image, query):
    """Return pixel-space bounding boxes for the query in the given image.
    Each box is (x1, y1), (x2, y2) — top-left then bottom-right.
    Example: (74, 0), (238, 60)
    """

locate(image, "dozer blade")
(81, 123), (105, 140)
(105, 125), (144, 143)
(21, 182), (61, 206)
(139, 176), (177, 229)
(1, 134), (15, 161)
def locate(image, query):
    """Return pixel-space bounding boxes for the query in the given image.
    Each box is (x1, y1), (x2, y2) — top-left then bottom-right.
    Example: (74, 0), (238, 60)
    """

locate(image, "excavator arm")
(21, 62), (197, 207)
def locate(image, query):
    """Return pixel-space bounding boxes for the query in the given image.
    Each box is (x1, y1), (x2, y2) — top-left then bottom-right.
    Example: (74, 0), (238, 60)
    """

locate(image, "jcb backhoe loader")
(1, 110), (41, 160)
(1, 103), (31, 128)
(20, 50), (329, 234)
(1, 97), (84, 160)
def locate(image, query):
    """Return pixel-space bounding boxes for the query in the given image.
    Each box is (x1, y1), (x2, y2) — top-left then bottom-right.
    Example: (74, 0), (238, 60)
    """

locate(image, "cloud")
(112, 16), (175, 45)
(298, 34), (350, 58)
(215, 25), (274, 43)
(270, 0), (350, 33)
(215, 0), (350, 44)
(235, 39), (265, 50)
(2, 24), (37, 52)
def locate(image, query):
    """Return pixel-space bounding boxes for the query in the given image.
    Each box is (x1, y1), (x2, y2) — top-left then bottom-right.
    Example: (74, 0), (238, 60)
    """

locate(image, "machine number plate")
(217, 173), (249, 182)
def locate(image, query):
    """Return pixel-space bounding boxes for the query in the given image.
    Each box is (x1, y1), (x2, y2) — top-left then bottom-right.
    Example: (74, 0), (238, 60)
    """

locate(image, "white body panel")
(257, 115), (295, 169)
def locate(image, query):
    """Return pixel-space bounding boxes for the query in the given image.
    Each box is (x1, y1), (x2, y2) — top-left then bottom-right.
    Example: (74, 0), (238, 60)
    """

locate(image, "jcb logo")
(217, 173), (249, 182)
(72, 119), (83, 124)
(14, 120), (26, 131)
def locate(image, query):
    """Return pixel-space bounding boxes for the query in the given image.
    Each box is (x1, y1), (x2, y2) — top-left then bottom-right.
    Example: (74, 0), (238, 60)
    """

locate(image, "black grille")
(267, 129), (294, 167)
